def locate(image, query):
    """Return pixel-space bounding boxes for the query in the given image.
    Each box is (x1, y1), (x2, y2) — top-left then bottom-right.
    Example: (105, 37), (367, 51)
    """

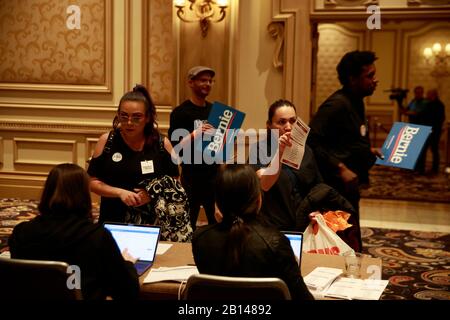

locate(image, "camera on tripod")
(385, 88), (409, 109)
(386, 88), (409, 101)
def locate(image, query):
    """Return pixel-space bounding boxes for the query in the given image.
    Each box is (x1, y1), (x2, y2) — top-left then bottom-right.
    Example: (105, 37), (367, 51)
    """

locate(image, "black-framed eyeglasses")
(118, 112), (145, 124)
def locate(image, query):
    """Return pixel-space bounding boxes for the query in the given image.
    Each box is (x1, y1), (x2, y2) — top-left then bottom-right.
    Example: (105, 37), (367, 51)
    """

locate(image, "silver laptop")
(282, 231), (303, 267)
(104, 222), (161, 276)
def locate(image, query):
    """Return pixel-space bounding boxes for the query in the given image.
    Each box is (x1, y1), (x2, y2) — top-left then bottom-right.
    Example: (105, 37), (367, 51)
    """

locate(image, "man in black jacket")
(308, 51), (383, 252)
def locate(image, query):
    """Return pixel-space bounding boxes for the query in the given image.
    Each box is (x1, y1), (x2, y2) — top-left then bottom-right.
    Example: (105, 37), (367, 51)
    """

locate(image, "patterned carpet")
(1, 198), (449, 300)
(360, 165), (450, 204)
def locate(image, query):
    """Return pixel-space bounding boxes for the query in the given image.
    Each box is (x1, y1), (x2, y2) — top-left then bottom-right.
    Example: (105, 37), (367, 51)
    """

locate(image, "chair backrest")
(183, 274), (291, 300)
(0, 257), (83, 300)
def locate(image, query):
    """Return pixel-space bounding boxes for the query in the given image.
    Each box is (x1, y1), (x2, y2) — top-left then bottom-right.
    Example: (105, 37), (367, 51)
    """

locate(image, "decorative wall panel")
(145, 0), (173, 106)
(315, 24), (363, 111)
(0, 0), (110, 91)
(13, 138), (77, 166)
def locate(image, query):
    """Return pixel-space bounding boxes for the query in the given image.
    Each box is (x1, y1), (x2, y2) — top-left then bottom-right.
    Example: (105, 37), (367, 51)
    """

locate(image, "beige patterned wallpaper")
(315, 24), (363, 111)
(147, 0), (173, 106)
(0, 0), (105, 85)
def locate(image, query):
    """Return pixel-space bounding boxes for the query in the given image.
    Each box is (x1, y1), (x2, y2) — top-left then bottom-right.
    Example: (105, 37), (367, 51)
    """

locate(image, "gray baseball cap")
(187, 66), (215, 80)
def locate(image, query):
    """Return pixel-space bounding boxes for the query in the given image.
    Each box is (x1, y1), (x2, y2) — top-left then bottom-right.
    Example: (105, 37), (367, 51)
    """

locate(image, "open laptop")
(104, 222), (161, 276)
(282, 231), (303, 267)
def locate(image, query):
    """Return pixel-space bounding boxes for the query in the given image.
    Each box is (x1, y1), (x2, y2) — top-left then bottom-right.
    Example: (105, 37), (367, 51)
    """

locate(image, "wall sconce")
(174, 0), (228, 38)
(423, 42), (450, 78)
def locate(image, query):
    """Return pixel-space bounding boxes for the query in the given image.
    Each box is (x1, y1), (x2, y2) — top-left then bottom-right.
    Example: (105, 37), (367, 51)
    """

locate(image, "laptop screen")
(282, 231), (303, 266)
(104, 223), (160, 262)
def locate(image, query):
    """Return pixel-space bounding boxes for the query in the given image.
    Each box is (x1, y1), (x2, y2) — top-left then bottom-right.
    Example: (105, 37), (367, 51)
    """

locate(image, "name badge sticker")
(141, 160), (154, 174)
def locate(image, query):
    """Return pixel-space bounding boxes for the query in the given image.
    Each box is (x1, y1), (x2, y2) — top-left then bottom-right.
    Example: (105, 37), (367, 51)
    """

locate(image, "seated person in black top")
(251, 100), (355, 240)
(192, 164), (314, 300)
(9, 163), (140, 300)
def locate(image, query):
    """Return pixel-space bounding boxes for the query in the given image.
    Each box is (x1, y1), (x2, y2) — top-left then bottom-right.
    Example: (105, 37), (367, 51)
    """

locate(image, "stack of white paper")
(303, 267), (389, 300)
(324, 278), (389, 300)
(303, 267), (343, 292)
(143, 266), (198, 284)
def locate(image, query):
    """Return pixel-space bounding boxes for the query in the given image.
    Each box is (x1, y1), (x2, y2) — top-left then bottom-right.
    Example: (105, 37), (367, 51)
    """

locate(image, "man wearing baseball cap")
(168, 66), (218, 230)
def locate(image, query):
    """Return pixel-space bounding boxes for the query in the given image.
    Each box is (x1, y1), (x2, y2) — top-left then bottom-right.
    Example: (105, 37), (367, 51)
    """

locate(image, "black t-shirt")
(168, 99), (219, 177)
(87, 130), (179, 222)
(251, 136), (323, 230)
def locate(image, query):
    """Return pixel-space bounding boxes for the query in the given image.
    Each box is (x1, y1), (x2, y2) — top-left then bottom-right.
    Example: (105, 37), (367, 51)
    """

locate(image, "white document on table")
(324, 277), (389, 300)
(303, 267), (343, 292)
(143, 266), (199, 283)
(0, 251), (11, 258)
(156, 243), (172, 255)
(280, 117), (310, 170)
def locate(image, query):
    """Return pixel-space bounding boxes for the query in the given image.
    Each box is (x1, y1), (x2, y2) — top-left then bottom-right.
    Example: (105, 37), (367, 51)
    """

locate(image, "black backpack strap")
(158, 134), (165, 154)
(103, 130), (115, 154)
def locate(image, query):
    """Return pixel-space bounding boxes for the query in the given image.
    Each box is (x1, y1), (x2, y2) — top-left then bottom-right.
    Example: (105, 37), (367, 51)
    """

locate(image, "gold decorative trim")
(311, 6), (450, 21)
(124, 0), (132, 92)
(0, 137), (3, 165)
(85, 137), (99, 163)
(142, 0), (150, 91)
(267, 22), (285, 69)
(408, 0), (450, 5)
(0, 171), (48, 178)
(0, 120), (110, 134)
(0, 0), (113, 93)
(324, 0), (378, 6)
(0, 102), (116, 112)
(13, 138), (77, 165)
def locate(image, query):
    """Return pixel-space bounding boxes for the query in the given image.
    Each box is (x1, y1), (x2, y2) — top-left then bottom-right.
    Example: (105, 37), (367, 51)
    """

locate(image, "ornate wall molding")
(408, 0), (450, 5)
(142, 0), (174, 107)
(312, 0), (450, 20)
(270, 0), (312, 121)
(315, 24), (364, 111)
(267, 22), (285, 69)
(13, 138), (77, 166)
(0, 0), (112, 93)
(0, 120), (110, 134)
(324, 0), (378, 7)
(0, 137), (3, 164)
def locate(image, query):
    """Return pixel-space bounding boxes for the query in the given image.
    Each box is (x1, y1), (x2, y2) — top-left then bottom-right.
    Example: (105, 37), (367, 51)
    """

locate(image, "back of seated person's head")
(215, 164), (262, 273)
(38, 163), (92, 219)
(216, 164), (261, 226)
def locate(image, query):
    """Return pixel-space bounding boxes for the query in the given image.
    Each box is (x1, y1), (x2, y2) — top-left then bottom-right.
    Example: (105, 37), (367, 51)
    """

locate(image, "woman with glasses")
(87, 85), (179, 223)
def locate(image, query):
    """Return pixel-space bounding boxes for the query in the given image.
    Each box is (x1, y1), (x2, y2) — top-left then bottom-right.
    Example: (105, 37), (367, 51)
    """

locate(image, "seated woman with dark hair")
(8, 163), (140, 300)
(192, 164), (313, 300)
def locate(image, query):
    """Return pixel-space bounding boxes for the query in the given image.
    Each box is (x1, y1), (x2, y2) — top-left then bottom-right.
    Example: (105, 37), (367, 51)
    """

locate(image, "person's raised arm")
(257, 132), (291, 191)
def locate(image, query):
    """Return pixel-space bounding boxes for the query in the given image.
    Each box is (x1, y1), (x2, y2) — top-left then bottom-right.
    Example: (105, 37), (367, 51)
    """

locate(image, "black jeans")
(181, 172), (217, 230)
(416, 130), (442, 173)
